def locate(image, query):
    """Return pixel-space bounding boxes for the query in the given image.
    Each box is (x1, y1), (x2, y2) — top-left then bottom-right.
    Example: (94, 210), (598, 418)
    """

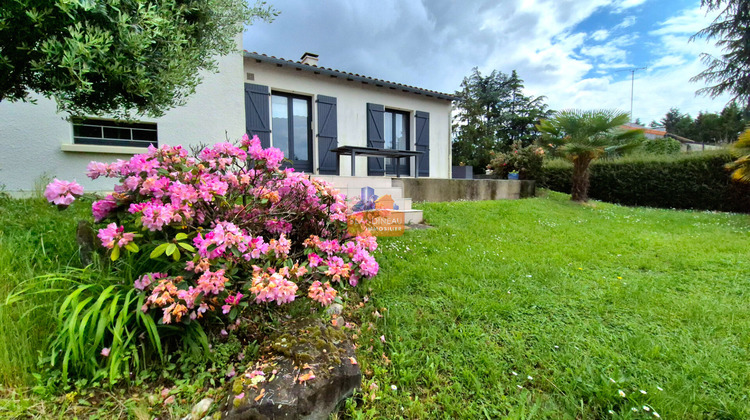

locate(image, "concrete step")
(340, 187), (404, 201)
(343, 196), (412, 211)
(313, 175), (394, 191)
(402, 209), (423, 225)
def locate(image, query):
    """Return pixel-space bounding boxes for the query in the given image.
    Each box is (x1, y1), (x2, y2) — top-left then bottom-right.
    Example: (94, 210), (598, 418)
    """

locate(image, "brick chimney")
(300, 52), (319, 66)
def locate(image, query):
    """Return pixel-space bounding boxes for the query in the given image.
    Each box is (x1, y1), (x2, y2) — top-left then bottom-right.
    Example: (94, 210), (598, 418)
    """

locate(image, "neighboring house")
(621, 123), (667, 139)
(666, 133), (723, 152)
(0, 48), (455, 194)
(620, 123), (724, 152)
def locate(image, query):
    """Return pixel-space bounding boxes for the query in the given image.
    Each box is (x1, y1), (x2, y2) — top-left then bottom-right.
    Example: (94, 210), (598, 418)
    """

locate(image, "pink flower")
(86, 161), (109, 179)
(101, 347), (110, 357)
(141, 202), (177, 231)
(97, 223), (134, 249)
(225, 292), (244, 306)
(44, 179), (84, 206)
(268, 234), (291, 258)
(308, 281), (337, 306)
(92, 195), (118, 222)
(308, 253), (323, 267)
(134, 272), (166, 291)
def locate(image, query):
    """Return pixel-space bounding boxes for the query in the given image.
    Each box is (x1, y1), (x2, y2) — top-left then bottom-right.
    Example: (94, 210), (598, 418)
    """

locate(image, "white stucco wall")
(244, 58), (453, 178)
(0, 49), (245, 193)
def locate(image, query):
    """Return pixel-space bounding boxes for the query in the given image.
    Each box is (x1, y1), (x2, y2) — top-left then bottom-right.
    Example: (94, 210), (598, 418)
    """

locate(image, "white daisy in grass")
(653, 412), (661, 418)
(632, 407), (639, 412)
(609, 378), (616, 383)
(657, 386), (663, 391)
(618, 390), (626, 397)
(643, 406), (651, 412)
(640, 389), (647, 394)
(527, 376), (533, 380)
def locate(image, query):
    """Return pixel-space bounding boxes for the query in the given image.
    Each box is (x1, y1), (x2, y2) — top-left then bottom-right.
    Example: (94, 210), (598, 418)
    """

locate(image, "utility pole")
(617, 67), (646, 123)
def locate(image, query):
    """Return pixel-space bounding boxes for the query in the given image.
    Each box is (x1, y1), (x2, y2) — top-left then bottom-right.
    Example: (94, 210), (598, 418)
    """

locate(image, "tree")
(537, 110), (644, 202)
(657, 102), (749, 143)
(452, 68), (551, 172)
(690, 0), (750, 107)
(0, 0), (276, 117)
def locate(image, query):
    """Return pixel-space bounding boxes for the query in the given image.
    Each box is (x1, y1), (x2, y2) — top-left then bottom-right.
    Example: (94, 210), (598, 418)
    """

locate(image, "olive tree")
(0, 0), (276, 117)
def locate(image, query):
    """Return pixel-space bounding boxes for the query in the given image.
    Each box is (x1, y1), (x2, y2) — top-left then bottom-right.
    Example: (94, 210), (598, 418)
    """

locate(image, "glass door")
(271, 92), (312, 172)
(384, 109), (410, 175)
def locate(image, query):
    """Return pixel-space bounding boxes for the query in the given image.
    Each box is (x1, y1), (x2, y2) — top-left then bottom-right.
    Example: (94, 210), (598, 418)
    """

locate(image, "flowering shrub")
(488, 141), (545, 180)
(49, 134), (379, 327)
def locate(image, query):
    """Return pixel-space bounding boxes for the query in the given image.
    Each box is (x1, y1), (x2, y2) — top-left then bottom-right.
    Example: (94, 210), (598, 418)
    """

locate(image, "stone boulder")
(220, 317), (361, 420)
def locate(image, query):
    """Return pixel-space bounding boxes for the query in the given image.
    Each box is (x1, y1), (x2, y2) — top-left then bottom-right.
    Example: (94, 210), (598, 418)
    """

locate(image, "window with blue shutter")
(366, 103), (385, 176)
(244, 83), (271, 148)
(316, 95), (338, 175)
(415, 111), (430, 177)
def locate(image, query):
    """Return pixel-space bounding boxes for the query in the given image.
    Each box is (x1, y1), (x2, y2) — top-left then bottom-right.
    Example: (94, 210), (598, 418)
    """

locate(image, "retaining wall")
(391, 178), (535, 202)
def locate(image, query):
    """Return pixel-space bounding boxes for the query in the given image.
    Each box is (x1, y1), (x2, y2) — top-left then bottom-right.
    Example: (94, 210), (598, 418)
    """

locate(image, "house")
(0, 48), (456, 195)
(621, 123), (667, 139)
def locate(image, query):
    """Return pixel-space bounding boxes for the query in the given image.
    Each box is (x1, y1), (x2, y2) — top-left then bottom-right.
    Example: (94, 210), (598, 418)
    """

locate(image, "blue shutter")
(415, 111), (430, 177)
(316, 95), (339, 175)
(366, 103), (385, 176)
(244, 83), (271, 148)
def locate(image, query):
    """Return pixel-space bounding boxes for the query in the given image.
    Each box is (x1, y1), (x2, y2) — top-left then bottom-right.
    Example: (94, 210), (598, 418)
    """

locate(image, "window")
(72, 118), (158, 148)
(271, 92), (312, 172)
(384, 109), (410, 175)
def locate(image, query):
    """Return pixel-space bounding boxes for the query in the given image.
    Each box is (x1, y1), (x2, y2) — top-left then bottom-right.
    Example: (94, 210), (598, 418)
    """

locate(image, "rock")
(76, 220), (97, 266)
(192, 398), (214, 418)
(325, 303), (343, 316)
(221, 317), (361, 420)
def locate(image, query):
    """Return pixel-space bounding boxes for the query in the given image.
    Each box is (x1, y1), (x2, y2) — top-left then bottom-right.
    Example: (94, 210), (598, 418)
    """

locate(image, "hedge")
(542, 151), (750, 213)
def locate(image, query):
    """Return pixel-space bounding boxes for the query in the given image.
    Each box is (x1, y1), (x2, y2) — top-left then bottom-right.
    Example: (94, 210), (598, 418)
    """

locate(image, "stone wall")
(391, 178), (535, 202)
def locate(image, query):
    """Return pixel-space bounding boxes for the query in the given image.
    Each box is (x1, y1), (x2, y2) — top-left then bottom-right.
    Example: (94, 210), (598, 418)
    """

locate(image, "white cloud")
(591, 29), (610, 41)
(650, 55), (687, 69)
(243, 0), (732, 124)
(614, 16), (637, 29)
(650, 7), (719, 36)
(614, 0), (648, 11)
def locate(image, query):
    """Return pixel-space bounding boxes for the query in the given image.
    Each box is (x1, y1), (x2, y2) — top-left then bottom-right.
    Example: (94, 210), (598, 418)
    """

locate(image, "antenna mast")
(617, 67), (647, 123)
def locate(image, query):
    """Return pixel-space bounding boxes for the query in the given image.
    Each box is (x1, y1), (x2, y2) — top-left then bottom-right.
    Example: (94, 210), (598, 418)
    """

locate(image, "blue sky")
(243, 0), (730, 124)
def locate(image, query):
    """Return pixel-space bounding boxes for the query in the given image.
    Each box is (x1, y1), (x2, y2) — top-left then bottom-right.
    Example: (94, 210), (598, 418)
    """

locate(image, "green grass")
(0, 195), (91, 385)
(3, 192), (750, 419)
(348, 191), (750, 419)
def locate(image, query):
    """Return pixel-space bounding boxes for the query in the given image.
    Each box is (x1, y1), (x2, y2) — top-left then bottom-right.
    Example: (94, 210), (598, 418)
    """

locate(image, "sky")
(242, 0), (731, 125)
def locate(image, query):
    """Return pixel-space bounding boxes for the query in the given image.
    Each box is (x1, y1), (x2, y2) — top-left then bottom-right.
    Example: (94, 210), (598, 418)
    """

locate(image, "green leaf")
(150, 243), (169, 259)
(166, 243), (177, 256)
(175, 232), (188, 241)
(177, 242), (195, 252)
(125, 242), (139, 253)
(172, 248), (181, 261)
(110, 245), (120, 261)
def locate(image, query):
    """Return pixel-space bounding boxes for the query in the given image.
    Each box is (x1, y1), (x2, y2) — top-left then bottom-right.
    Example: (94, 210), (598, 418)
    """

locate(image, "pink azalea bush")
(48, 134), (379, 327)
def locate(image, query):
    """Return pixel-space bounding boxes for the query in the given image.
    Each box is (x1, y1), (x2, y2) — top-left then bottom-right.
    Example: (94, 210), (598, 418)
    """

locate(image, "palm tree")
(727, 127), (750, 183)
(537, 110), (644, 202)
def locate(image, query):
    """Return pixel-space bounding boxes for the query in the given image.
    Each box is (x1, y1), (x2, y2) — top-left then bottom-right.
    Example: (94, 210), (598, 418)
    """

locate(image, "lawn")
(1, 191), (749, 418)
(348, 191), (750, 419)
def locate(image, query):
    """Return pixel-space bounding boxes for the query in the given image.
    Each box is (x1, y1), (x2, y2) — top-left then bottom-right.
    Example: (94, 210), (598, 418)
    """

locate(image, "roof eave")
(244, 52), (457, 102)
